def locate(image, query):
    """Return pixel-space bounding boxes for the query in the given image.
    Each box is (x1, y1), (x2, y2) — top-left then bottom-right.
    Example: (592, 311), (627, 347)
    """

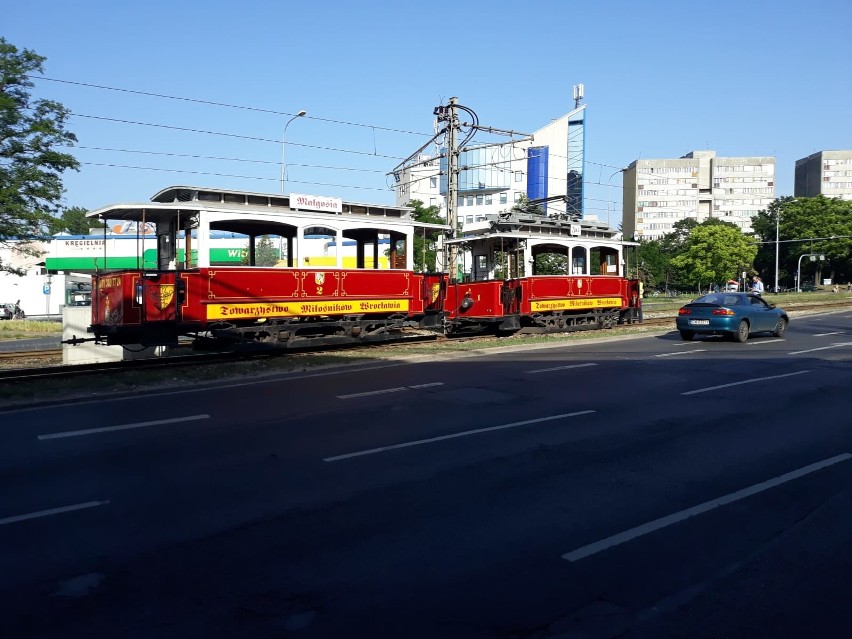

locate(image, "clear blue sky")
(6, 0), (852, 229)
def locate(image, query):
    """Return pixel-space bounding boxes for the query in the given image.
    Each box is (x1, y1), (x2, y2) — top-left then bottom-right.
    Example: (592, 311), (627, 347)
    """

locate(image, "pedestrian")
(751, 276), (764, 295)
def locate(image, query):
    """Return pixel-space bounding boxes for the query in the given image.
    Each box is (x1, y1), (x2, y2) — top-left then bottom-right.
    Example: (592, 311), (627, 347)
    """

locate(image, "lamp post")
(607, 168), (626, 228)
(796, 252), (825, 292)
(774, 210), (780, 292)
(281, 110), (307, 194)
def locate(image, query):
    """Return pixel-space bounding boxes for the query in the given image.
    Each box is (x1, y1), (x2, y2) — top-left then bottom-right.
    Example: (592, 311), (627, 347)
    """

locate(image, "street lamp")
(774, 210), (780, 292)
(607, 168), (626, 228)
(796, 252), (825, 292)
(281, 109), (307, 194)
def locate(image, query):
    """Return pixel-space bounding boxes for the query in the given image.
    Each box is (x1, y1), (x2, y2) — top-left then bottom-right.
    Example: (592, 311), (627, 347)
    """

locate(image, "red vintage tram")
(86, 186), (640, 350)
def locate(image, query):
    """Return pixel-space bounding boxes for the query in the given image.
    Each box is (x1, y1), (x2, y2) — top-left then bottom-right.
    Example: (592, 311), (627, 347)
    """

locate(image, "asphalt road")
(1, 310), (851, 638)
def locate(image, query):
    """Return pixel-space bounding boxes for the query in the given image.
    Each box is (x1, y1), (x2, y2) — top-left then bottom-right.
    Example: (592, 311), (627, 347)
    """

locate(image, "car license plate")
(689, 319), (710, 325)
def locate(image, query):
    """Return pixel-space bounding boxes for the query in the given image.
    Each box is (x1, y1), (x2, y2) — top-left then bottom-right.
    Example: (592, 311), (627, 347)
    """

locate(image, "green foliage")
(52, 206), (104, 235)
(752, 196), (852, 288)
(510, 194), (544, 215)
(534, 253), (568, 275)
(637, 218), (743, 290)
(239, 235), (279, 267)
(1, 37), (80, 274)
(670, 224), (757, 289)
(407, 199), (444, 272)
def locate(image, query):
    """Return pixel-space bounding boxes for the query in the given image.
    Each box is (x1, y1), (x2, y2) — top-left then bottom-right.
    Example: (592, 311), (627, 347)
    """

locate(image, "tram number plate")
(689, 319), (710, 325)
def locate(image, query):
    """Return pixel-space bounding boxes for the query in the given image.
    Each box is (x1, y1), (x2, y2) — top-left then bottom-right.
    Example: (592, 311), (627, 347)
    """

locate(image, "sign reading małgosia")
(290, 193), (343, 214)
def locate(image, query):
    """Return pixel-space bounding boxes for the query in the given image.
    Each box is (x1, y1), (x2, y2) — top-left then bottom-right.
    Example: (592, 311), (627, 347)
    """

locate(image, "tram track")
(0, 299), (848, 387)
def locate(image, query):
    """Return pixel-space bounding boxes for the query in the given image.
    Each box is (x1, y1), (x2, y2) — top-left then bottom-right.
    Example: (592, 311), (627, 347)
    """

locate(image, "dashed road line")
(748, 339), (784, 345)
(337, 382), (443, 399)
(324, 411), (595, 462)
(562, 453), (852, 562)
(788, 342), (852, 355)
(525, 363), (597, 374)
(813, 332), (845, 337)
(38, 415), (211, 440)
(654, 350), (707, 358)
(0, 501), (110, 527)
(681, 370), (810, 396)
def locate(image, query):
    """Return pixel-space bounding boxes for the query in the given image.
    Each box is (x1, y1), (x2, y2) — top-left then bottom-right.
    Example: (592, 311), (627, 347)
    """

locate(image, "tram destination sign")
(290, 193), (342, 214)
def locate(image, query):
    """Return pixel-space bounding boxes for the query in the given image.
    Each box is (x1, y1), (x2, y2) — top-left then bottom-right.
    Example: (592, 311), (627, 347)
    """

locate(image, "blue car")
(676, 292), (788, 342)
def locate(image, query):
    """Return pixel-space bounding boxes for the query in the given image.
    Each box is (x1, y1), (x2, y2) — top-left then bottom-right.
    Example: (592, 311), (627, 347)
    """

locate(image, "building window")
(430, 197), (437, 207)
(514, 171), (522, 182)
(465, 215), (473, 224)
(430, 177), (437, 188)
(475, 195), (483, 205)
(485, 194), (493, 205)
(514, 192), (522, 203)
(466, 196), (474, 206)
(499, 192), (507, 204)
(458, 196), (464, 206)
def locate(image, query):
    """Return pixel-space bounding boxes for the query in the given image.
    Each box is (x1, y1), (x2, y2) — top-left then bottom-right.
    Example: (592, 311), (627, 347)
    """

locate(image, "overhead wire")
(70, 145), (386, 172)
(70, 113), (406, 160)
(32, 75), (434, 137)
(40, 75), (628, 209)
(79, 162), (393, 191)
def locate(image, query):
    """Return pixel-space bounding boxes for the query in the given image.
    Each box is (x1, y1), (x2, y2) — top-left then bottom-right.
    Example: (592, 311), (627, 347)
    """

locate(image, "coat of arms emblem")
(149, 284), (175, 310)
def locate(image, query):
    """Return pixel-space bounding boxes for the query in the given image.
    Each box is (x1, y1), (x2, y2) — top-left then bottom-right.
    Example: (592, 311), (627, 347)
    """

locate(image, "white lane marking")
(525, 363), (597, 374)
(0, 500), (110, 527)
(682, 370), (810, 396)
(788, 342), (852, 355)
(813, 332), (845, 337)
(748, 339), (784, 345)
(38, 415), (210, 440)
(654, 350), (707, 358)
(337, 382), (443, 400)
(562, 453), (852, 562)
(324, 411), (595, 462)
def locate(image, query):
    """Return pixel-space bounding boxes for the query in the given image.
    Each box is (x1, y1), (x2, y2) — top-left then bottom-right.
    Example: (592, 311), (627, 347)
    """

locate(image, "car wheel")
(679, 330), (695, 341)
(773, 318), (787, 338)
(735, 320), (749, 343)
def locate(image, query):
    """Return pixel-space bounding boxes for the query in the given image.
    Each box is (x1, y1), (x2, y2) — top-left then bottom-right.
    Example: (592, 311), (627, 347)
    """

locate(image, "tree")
(241, 235), (279, 267)
(1, 37), (80, 274)
(52, 206), (105, 235)
(671, 224), (757, 291)
(534, 253), (568, 275)
(406, 199), (444, 272)
(510, 194), (544, 215)
(752, 196), (852, 289)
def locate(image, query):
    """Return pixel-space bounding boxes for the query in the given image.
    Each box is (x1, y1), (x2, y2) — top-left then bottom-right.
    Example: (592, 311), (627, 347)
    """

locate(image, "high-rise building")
(623, 150), (775, 240)
(393, 104), (587, 227)
(794, 150), (852, 200)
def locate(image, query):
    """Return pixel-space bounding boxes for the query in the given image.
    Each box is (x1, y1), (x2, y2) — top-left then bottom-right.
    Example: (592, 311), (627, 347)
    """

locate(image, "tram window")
(476, 255), (487, 270)
(197, 191), (221, 202)
(224, 193), (245, 204)
(247, 196), (268, 206)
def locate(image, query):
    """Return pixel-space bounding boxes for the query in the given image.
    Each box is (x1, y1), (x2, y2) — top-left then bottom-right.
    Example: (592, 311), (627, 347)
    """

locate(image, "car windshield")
(693, 294), (742, 306)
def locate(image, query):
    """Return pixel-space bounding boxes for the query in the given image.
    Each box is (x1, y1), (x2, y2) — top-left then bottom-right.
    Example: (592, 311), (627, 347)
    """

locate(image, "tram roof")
(86, 185), (451, 232)
(444, 211), (637, 246)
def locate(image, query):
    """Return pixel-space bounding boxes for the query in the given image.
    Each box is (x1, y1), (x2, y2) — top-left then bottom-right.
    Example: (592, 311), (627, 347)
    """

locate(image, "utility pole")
(436, 97), (460, 280)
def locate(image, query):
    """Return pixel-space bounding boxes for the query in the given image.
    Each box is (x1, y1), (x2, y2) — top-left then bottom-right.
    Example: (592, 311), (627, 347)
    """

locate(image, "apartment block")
(794, 150), (852, 200)
(623, 150), (775, 240)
